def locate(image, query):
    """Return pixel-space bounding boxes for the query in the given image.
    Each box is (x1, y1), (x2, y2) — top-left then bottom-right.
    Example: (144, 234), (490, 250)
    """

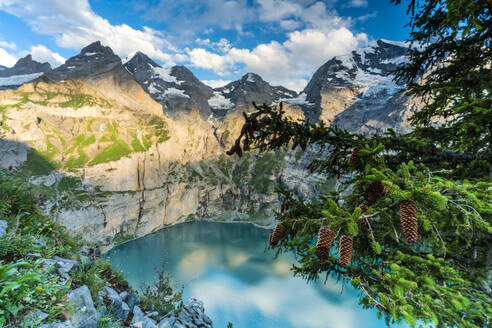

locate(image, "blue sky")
(0, 0), (410, 91)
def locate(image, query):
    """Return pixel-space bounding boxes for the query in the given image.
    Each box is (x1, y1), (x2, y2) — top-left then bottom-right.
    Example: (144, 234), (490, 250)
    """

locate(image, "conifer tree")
(227, 1), (491, 326)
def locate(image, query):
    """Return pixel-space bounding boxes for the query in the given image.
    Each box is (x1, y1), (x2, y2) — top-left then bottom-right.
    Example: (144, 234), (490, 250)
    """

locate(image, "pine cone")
(280, 201), (289, 213)
(269, 223), (286, 246)
(315, 226), (335, 261)
(348, 145), (362, 167)
(364, 181), (386, 203)
(400, 199), (418, 243)
(339, 235), (353, 267)
(358, 217), (369, 232)
(358, 203), (369, 231)
(359, 203), (368, 213)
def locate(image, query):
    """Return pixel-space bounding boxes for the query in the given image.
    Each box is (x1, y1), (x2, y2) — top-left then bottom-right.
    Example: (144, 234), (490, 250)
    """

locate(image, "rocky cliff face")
(0, 55), (52, 90)
(210, 73), (297, 115)
(287, 39), (421, 133)
(124, 52), (214, 119)
(0, 40), (418, 250)
(0, 54), (51, 78)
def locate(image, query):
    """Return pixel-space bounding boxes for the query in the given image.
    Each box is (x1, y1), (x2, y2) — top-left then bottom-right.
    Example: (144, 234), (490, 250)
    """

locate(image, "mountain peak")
(80, 41), (114, 56)
(0, 54), (51, 79)
(241, 73), (263, 83)
(45, 41), (121, 82)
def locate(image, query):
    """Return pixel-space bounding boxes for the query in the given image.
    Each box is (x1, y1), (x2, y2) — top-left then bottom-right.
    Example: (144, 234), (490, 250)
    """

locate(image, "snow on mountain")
(124, 52), (214, 118)
(0, 72), (44, 88)
(208, 91), (234, 110)
(45, 41), (121, 82)
(297, 39), (421, 133)
(0, 55), (51, 82)
(211, 73), (297, 115)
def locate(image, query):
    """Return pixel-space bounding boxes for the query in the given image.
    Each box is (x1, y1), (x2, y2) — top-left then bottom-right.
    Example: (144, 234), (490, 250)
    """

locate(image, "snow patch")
(0, 73), (43, 87)
(246, 73), (256, 83)
(84, 52), (98, 56)
(163, 87), (189, 98)
(150, 66), (183, 85)
(280, 93), (315, 107)
(148, 83), (161, 95)
(381, 56), (409, 65)
(379, 39), (409, 48)
(208, 91), (234, 110)
(122, 52), (136, 65)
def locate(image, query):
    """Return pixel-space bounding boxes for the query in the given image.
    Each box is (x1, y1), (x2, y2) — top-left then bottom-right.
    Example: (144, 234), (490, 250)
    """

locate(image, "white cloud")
(347, 0), (368, 7)
(187, 25), (367, 92)
(0, 40), (16, 50)
(0, 0), (181, 65)
(202, 79), (232, 88)
(0, 47), (17, 67)
(27, 44), (65, 68)
(187, 48), (234, 76)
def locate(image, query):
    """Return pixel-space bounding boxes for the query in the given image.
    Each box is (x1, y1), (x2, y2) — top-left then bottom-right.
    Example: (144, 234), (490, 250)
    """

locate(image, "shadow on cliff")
(0, 138), (59, 175)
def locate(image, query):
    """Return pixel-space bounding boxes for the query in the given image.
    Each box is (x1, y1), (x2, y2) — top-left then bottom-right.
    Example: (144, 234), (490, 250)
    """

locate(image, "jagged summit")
(0, 54), (51, 78)
(210, 72), (297, 115)
(0, 54), (52, 89)
(80, 41), (115, 56)
(45, 40), (122, 81)
(123, 52), (214, 119)
(295, 39), (419, 133)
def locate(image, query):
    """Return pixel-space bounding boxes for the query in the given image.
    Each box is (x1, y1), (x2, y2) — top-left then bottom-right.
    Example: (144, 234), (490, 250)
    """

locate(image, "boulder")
(132, 306), (157, 328)
(67, 286), (98, 328)
(39, 321), (75, 328)
(104, 286), (130, 322)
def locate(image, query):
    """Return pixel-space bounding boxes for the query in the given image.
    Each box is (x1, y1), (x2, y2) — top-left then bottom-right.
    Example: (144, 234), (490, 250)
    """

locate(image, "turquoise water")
(105, 221), (401, 328)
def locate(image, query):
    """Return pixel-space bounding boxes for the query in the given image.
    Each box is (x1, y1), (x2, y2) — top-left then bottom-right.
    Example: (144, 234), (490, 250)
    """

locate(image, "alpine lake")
(105, 221), (407, 328)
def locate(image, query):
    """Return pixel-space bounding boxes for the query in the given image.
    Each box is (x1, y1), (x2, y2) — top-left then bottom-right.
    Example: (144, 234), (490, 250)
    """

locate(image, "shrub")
(139, 262), (183, 316)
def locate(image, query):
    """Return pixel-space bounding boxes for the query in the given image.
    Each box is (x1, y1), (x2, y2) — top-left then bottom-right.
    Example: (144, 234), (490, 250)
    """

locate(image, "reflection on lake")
(105, 221), (403, 328)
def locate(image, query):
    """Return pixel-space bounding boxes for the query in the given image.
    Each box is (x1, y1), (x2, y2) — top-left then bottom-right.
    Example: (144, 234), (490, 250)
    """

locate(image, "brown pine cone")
(348, 145), (362, 167)
(339, 235), (353, 267)
(315, 226), (335, 261)
(359, 203), (368, 213)
(358, 217), (369, 232)
(269, 223), (286, 246)
(399, 199), (418, 242)
(364, 181), (386, 203)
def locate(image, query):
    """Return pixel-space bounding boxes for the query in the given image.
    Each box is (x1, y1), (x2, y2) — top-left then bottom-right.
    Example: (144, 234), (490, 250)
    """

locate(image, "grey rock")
(54, 257), (79, 275)
(161, 298), (212, 328)
(132, 306), (157, 328)
(104, 286), (130, 322)
(29, 236), (47, 247)
(28, 309), (49, 326)
(147, 311), (159, 318)
(68, 285), (98, 328)
(156, 319), (173, 328)
(80, 246), (91, 255)
(0, 54), (51, 78)
(39, 321), (75, 328)
(213, 73), (297, 115)
(125, 290), (140, 310)
(119, 291), (128, 300)
(124, 52), (214, 119)
(0, 220), (7, 237)
(45, 41), (121, 82)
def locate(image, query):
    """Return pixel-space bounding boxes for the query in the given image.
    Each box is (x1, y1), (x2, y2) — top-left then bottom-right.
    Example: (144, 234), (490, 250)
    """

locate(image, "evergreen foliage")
(227, 1), (492, 326)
